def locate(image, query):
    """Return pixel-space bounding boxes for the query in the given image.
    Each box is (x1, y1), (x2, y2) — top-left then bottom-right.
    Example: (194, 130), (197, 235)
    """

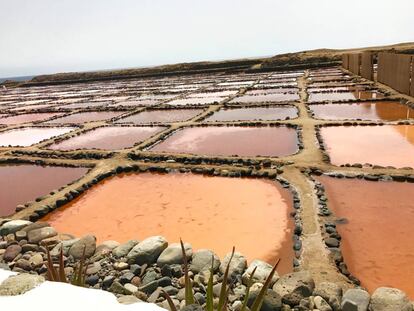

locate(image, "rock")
(113, 240), (138, 258)
(142, 270), (159, 285)
(86, 275), (99, 286)
(21, 222), (49, 233)
(114, 262), (129, 271)
(232, 300), (243, 311)
(273, 271), (314, 298)
(50, 238), (79, 256)
(109, 281), (132, 295)
(314, 296), (333, 311)
(117, 295), (141, 304)
(15, 230), (27, 241)
(190, 249), (220, 273)
(341, 288), (370, 311)
(3, 244), (22, 262)
(120, 272), (135, 285)
(21, 244), (38, 253)
(69, 235), (96, 259)
(95, 240), (120, 255)
(220, 251), (247, 277)
(157, 242), (192, 267)
(101, 240), (120, 249)
(0, 220), (31, 235)
(369, 287), (412, 311)
(130, 264), (141, 275)
(242, 259), (279, 285)
(139, 280), (159, 294)
(86, 262), (101, 275)
(163, 285), (178, 295)
(181, 304), (204, 311)
(282, 285), (313, 307)
(0, 273), (45, 295)
(29, 253), (44, 268)
(325, 238), (340, 248)
(131, 276), (141, 287)
(102, 275), (115, 288)
(247, 289), (282, 311)
(15, 258), (31, 271)
(313, 282), (342, 311)
(127, 236), (168, 265)
(27, 227), (57, 244)
(124, 283), (138, 293)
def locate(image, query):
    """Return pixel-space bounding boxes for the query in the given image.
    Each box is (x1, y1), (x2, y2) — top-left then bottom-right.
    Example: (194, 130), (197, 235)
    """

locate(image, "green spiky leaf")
(180, 238), (195, 305)
(218, 247), (235, 311)
(241, 266), (257, 311)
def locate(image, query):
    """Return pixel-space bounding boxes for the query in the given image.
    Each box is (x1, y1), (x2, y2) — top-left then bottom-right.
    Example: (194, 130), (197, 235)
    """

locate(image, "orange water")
(317, 176), (414, 298)
(310, 101), (414, 121)
(43, 173), (294, 272)
(321, 125), (414, 168)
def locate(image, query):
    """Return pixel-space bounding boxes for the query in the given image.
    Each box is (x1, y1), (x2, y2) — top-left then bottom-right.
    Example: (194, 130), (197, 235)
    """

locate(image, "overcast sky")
(1, 0), (413, 78)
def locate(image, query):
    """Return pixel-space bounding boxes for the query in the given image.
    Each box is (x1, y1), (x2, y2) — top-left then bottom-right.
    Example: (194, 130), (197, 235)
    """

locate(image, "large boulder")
(369, 287), (412, 311)
(190, 249), (220, 273)
(127, 236), (167, 265)
(0, 273), (45, 295)
(0, 220), (31, 235)
(27, 227), (57, 244)
(341, 288), (370, 311)
(219, 251), (247, 276)
(113, 240), (139, 258)
(157, 242), (192, 267)
(68, 235), (96, 259)
(242, 259), (279, 286)
(272, 270), (314, 298)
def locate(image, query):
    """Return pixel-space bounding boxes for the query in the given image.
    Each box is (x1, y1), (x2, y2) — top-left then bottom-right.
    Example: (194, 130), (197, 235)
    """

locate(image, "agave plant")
(163, 239), (280, 311)
(45, 243), (87, 287)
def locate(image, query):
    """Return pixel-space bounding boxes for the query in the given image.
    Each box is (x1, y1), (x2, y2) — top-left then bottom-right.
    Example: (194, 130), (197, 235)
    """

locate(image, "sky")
(0, 0), (413, 78)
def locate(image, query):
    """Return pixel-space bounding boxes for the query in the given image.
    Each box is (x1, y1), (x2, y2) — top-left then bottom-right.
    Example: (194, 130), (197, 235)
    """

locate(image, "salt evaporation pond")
(150, 126), (299, 157)
(320, 125), (414, 167)
(43, 172), (294, 273)
(0, 113), (64, 125)
(309, 90), (384, 102)
(0, 127), (75, 147)
(48, 126), (165, 150)
(0, 164), (88, 216)
(206, 107), (297, 122)
(310, 101), (414, 121)
(45, 111), (125, 124)
(316, 176), (414, 298)
(116, 109), (204, 124)
(230, 93), (299, 103)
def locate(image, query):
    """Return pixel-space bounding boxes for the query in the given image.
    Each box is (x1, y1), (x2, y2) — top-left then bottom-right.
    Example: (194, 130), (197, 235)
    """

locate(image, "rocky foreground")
(0, 219), (413, 311)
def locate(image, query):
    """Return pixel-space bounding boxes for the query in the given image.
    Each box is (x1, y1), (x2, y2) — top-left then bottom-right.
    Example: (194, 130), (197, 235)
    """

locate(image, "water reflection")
(150, 126), (299, 157)
(321, 125), (414, 167)
(311, 102), (414, 121)
(0, 165), (88, 216)
(316, 176), (414, 298)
